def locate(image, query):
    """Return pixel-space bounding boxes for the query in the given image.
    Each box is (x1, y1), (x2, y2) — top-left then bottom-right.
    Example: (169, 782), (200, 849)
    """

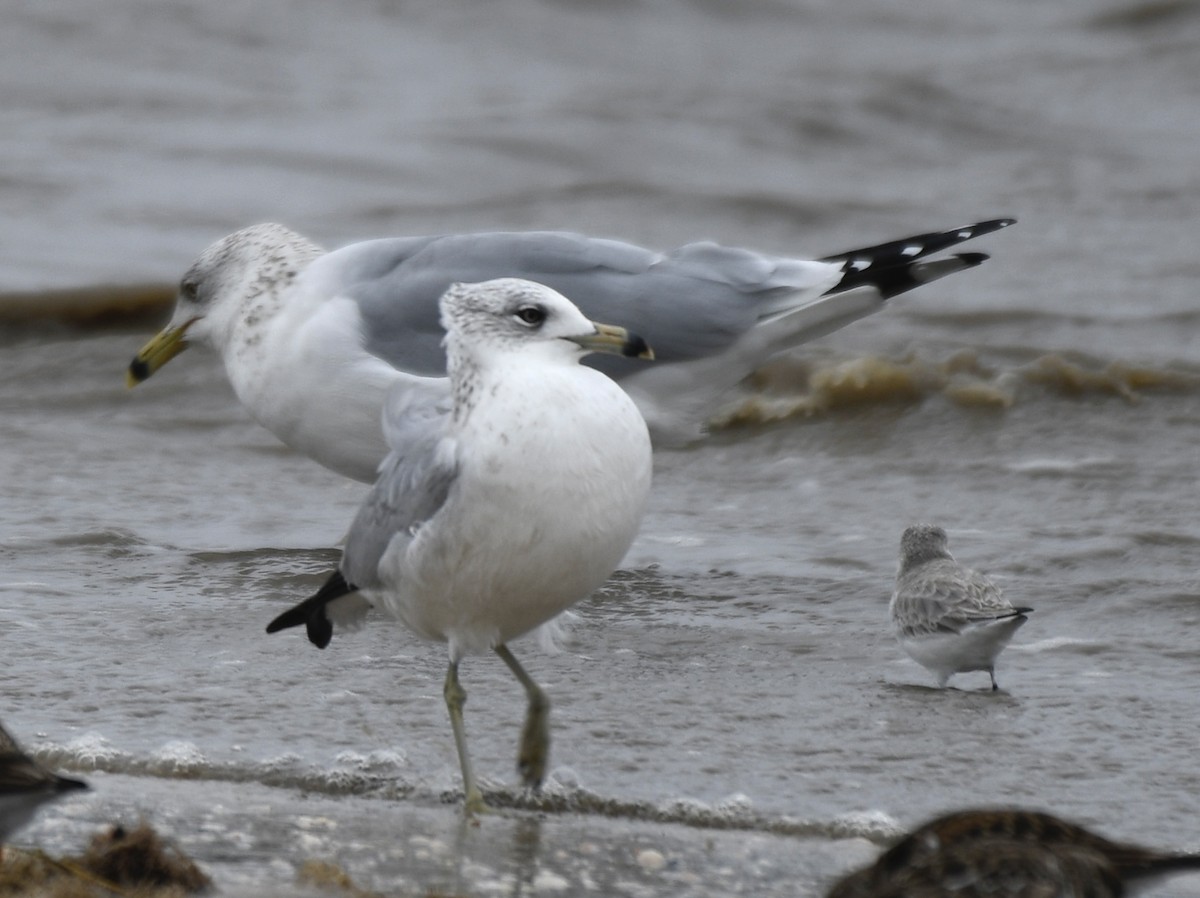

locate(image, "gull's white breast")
(374, 360), (652, 658)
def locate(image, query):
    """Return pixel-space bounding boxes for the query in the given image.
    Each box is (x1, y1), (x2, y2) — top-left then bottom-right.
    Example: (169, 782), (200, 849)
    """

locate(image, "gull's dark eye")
(180, 278), (199, 302)
(515, 304), (546, 327)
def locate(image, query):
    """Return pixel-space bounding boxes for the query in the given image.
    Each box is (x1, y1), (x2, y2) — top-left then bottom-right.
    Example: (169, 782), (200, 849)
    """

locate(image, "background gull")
(127, 219), (1013, 482)
(265, 278), (653, 814)
(0, 717), (88, 844)
(890, 524), (1032, 691)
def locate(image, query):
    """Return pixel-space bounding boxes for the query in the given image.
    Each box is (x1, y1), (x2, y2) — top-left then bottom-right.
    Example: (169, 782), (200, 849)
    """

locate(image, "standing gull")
(825, 808), (1200, 898)
(0, 717), (88, 843)
(890, 524), (1032, 691)
(127, 219), (1014, 482)
(266, 278), (653, 813)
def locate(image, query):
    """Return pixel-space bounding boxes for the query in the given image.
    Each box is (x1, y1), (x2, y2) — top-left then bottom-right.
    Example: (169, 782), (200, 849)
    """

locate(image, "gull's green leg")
(494, 644), (550, 790)
(443, 660), (488, 815)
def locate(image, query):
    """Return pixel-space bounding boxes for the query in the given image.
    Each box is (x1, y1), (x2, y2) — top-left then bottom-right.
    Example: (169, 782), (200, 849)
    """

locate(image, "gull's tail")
(820, 218), (1016, 300)
(621, 218), (1016, 443)
(266, 569), (359, 649)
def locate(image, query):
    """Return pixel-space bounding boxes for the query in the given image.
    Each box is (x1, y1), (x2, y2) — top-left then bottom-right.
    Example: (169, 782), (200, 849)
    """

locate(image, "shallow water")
(3, 1), (1200, 895)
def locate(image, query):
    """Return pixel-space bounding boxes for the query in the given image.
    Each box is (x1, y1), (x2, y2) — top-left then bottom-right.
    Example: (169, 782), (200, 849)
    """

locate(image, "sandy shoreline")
(9, 772), (884, 897)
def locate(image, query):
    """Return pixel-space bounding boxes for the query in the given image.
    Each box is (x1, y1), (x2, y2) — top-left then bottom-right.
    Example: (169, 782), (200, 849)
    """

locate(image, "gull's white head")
(438, 278), (653, 369)
(127, 223), (322, 385)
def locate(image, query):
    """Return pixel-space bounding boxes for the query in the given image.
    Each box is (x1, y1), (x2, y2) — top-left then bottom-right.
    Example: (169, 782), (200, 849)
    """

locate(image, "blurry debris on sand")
(297, 860), (381, 897)
(0, 822), (210, 896)
(297, 859), (470, 898)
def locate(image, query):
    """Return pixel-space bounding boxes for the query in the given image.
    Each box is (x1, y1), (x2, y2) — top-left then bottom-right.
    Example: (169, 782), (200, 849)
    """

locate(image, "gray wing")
(339, 379), (457, 590)
(892, 559), (1015, 637)
(328, 221), (1012, 381)
(332, 232), (821, 378)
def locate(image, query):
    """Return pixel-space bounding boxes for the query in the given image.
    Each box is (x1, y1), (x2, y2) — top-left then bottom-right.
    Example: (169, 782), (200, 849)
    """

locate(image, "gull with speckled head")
(0, 718), (88, 844)
(266, 278), (653, 814)
(890, 524), (1032, 691)
(126, 219), (1014, 481)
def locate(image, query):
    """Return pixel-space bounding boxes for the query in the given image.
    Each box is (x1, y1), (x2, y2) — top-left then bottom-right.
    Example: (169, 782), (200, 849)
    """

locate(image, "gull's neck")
(445, 337), (581, 426)
(235, 240), (324, 337)
(207, 233), (324, 360)
(899, 545), (953, 575)
(445, 337), (488, 426)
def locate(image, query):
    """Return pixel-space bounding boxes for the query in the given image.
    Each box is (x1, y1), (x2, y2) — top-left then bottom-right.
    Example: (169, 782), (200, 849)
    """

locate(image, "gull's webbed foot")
(517, 687), (550, 790)
(495, 644), (552, 791)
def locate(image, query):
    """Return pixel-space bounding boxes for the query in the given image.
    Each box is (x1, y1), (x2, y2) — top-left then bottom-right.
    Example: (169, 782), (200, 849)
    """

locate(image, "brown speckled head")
(898, 524), (951, 572)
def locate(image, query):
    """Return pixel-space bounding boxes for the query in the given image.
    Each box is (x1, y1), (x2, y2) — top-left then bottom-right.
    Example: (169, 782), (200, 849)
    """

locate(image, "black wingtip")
(266, 569), (356, 650)
(265, 606), (305, 635)
(306, 613), (333, 649)
(969, 217), (1017, 234)
(820, 216), (1017, 269)
(56, 773), (90, 793)
(266, 601), (333, 649)
(822, 218), (1016, 300)
(957, 251), (989, 268)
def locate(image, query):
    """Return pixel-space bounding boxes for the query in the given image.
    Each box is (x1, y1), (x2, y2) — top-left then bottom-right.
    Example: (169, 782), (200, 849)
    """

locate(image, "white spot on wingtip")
(901, 245), (921, 257)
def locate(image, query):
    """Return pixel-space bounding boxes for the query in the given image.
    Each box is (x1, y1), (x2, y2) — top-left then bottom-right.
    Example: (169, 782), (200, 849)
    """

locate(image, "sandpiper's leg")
(989, 668), (999, 691)
(494, 644), (550, 790)
(444, 661), (487, 815)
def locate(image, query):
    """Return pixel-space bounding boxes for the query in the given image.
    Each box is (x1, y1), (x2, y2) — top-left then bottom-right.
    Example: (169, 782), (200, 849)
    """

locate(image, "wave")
(7, 288), (1195, 431)
(0, 528), (167, 563)
(710, 349), (1200, 429)
(32, 736), (901, 844)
